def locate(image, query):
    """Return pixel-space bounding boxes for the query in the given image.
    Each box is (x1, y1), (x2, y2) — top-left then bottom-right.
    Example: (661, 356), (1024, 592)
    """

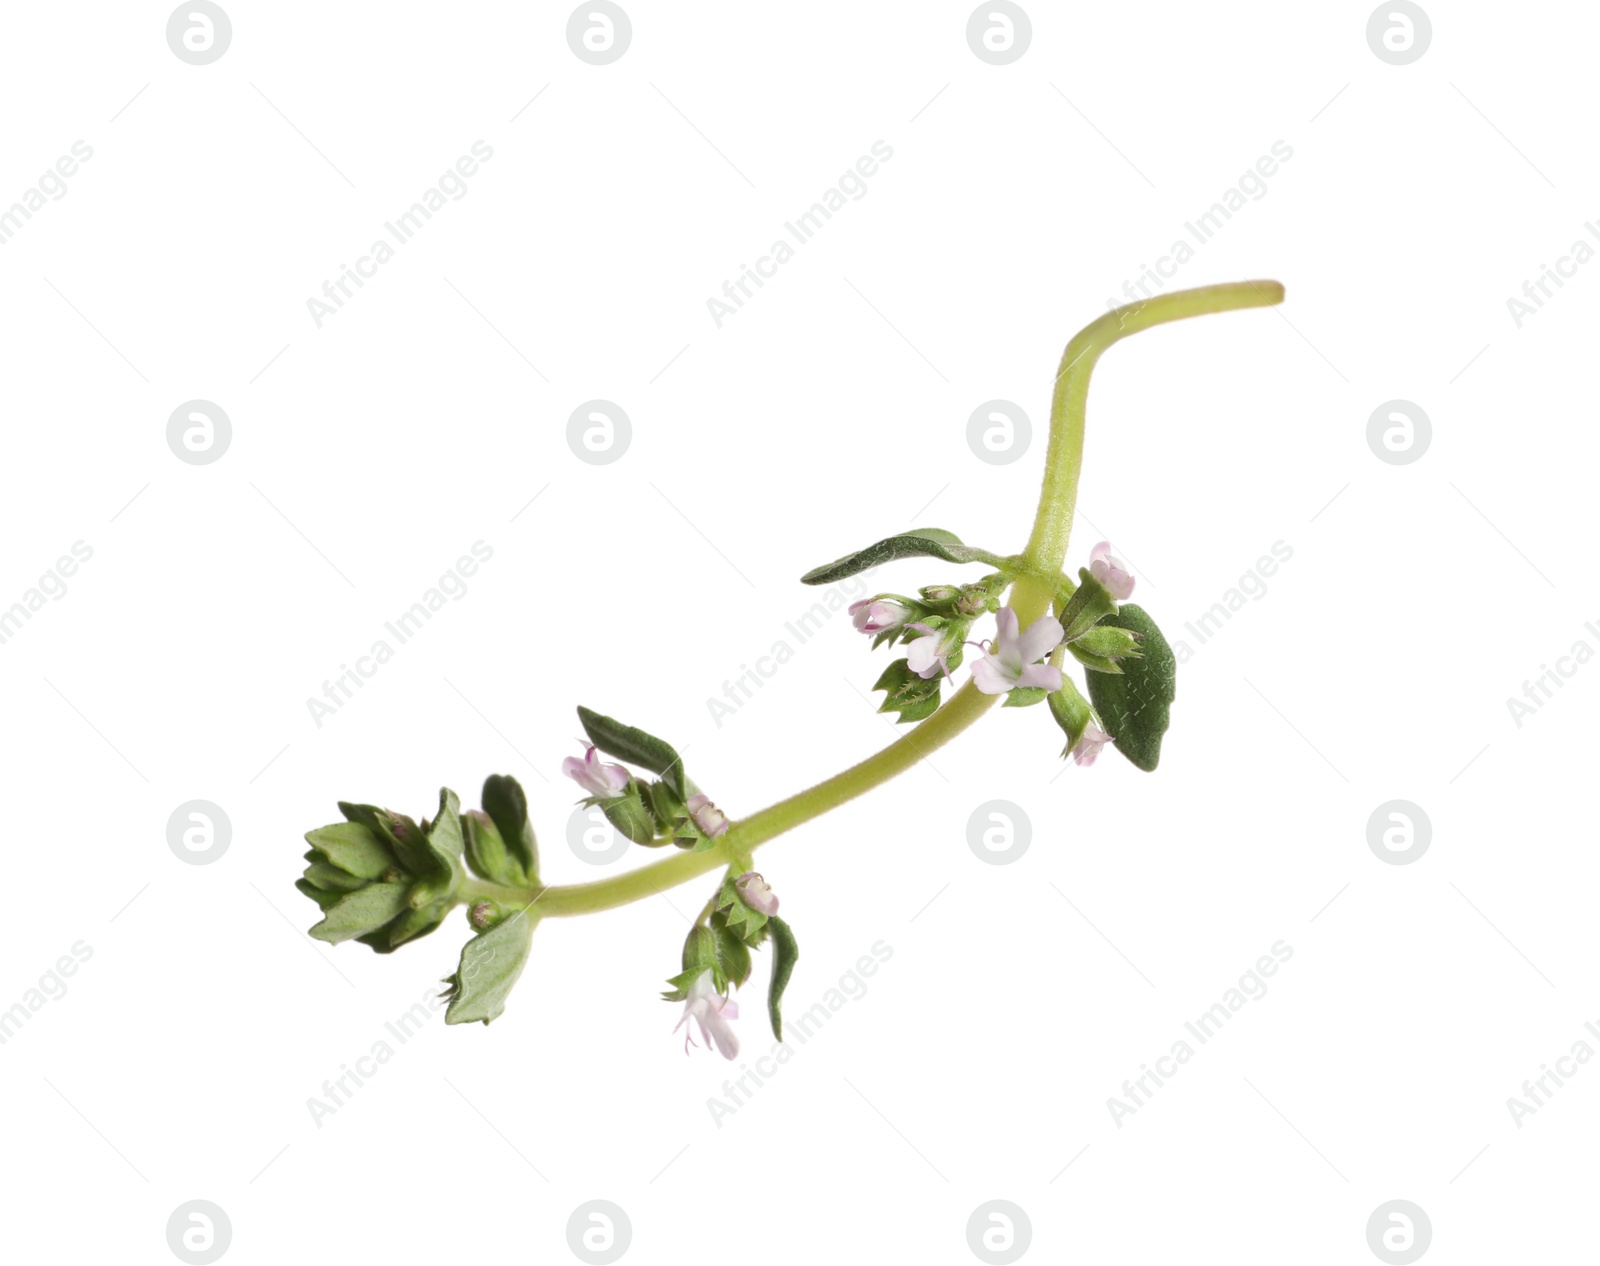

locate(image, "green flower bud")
(464, 809), (528, 887)
(1070, 624), (1142, 660)
(602, 781), (657, 844)
(682, 924), (718, 974)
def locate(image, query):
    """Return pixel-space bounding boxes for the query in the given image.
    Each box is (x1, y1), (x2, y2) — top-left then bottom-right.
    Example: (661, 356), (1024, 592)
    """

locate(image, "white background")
(1, 2), (1594, 1262)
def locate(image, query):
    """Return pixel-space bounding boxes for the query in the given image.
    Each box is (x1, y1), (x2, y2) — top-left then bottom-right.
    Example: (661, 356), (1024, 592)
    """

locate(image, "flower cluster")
(663, 870), (795, 1060)
(840, 539), (1155, 769)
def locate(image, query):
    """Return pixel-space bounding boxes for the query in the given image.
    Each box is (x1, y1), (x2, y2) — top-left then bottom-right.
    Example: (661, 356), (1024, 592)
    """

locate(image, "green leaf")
(295, 877), (343, 912)
(872, 658), (943, 723)
(1058, 568), (1118, 642)
(424, 788), (467, 879)
(371, 901), (450, 952)
(1047, 676), (1094, 757)
(800, 528), (990, 585)
(304, 822), (398, 879)
(714, 921), (752, 987)
(338, 802), (440, 880)
(303, 860), (368, 892)
(481, 774), (538, 880)
(1004, 686), (1049, 708)
(766, 916), (799, 1041)
(309, 882), (411, 944)
(1085, 604), (1176, 772)
(577, 706), (689, 800)
(444, 911), (537, 1025)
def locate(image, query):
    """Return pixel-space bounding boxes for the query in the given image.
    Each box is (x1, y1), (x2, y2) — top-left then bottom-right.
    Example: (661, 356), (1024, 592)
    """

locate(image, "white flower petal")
(1015, 614), (1065, 664)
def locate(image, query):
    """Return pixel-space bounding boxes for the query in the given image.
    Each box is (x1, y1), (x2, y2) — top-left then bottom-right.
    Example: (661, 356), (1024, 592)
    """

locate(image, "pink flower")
(906, 623), (963, 679)
(1070, 725), (1115, 766)
(675, 969), (739, 1059)
(970, 608), (1064, 695)
(562, 744), (630, 799)
(686, 793), (730, 838)
(1089, 541), (1135, 601)
(849, 598), (912, 634)
(736, 871), (779, 916)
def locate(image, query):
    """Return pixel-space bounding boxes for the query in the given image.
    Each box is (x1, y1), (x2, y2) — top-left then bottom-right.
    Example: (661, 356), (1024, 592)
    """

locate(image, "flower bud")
(1089, 541), (1135, 600)
(849, 596), (913, 634)
(735, 871), (779, 916)
(462, 809), (515, 885)
(682, 923), (719, 974)
(602, 783), (657, 843)
(686, 793), (730, 838)
(1070, 625), (1142, 660)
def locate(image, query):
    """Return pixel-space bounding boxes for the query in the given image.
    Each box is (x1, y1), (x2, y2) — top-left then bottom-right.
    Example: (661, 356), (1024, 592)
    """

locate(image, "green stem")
(530, 281), (1284, 919)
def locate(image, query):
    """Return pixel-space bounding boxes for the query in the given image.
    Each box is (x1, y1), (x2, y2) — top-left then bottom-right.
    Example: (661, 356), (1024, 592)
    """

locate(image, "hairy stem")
(532, 281), (1284, 918)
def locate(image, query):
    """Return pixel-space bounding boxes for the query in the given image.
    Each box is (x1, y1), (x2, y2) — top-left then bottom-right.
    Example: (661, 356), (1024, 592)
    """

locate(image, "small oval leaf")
(1084, 604), (1176, 772)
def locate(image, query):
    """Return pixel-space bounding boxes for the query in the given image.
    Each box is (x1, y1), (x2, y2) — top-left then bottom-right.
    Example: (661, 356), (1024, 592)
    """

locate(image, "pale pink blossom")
(971, 608), (1064, 695)
(686, 793), (730, 838)
(562, 744), (630, 799)
(736, 871), (779, 916)
(675, 969), (740, 1059)
(1089, 541), (1135, 601)
(906, 623), (963, 679)
(1070, 725), (1115, 767)
(849, 598), (912, 634)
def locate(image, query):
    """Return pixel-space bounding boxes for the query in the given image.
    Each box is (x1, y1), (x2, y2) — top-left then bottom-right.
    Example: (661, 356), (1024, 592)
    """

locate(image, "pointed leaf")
(766, 916), (799, 1041)
(304, 822), (398, 879)
(800, 528), (990, 585)
(309, 882), (410, 944)
(577, 706), (689, 800)
(424, 788), (466, 880)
